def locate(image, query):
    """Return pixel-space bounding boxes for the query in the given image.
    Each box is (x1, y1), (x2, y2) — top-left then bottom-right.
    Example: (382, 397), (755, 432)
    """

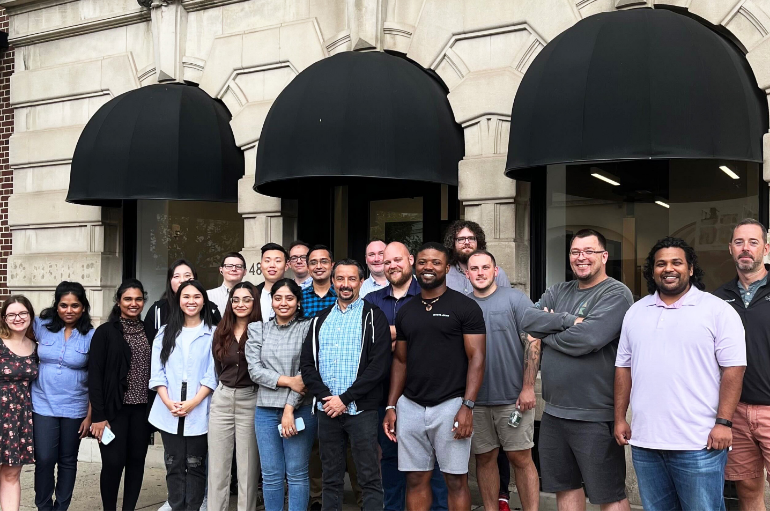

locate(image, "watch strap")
(715, 418), (732, 428)
(385, 405), (396, 411)
(462, 399), (475, 409)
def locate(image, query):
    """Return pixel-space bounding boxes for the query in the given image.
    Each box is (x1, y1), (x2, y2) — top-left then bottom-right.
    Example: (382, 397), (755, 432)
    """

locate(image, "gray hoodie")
(522, 277), (632, 422)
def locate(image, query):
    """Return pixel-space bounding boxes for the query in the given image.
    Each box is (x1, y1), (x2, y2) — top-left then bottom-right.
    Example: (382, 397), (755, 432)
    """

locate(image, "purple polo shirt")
(616, 286), (746, 450)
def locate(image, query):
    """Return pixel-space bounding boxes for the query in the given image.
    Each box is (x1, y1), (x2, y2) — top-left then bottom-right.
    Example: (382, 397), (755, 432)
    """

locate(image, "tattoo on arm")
(521, 333), (541, 387)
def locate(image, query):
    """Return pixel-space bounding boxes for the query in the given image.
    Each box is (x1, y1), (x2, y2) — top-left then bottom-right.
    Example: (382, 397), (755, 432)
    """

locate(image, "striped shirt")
(317, 297), (364, 415)
(302, 284), (337, 318)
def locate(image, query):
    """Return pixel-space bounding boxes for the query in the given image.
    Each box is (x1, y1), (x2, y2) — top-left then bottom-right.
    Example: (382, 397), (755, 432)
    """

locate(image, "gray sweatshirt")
(521, 277), (632, 422)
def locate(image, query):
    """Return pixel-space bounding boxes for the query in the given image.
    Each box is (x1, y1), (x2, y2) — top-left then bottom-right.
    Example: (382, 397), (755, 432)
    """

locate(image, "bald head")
(383, 242), (414, 287)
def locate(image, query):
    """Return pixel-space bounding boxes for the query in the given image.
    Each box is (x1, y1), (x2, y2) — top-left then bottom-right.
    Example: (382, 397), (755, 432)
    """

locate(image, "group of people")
(0, 217), (769, 511)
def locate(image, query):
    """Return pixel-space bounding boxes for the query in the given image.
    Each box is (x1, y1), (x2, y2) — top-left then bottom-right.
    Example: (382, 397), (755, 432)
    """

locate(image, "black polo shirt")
(395, 288), (485, 407)
(714, 272), (770, 405)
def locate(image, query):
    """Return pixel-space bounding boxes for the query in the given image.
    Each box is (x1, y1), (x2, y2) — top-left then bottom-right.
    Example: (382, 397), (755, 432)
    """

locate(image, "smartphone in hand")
(277, 417), (306, 435)
(101, 426), (116, 445)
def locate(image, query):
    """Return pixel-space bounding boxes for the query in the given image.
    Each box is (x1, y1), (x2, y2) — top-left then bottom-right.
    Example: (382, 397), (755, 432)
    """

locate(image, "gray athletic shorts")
(396, 395), (471, 474)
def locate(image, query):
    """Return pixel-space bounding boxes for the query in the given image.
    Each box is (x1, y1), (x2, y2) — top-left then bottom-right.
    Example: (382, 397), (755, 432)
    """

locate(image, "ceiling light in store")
(655, 200), (670, 209)
(719, 165), (739, 179)
(591, 173), (620, 186)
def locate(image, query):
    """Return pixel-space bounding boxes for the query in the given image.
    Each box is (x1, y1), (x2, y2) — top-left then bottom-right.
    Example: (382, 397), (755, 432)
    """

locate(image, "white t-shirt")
(261, 287), (274, 322)
(178, 324), (203, 381)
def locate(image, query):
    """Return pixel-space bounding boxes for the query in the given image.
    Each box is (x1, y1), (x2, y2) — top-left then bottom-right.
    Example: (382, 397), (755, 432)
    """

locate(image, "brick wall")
(0, 9), (11, 300)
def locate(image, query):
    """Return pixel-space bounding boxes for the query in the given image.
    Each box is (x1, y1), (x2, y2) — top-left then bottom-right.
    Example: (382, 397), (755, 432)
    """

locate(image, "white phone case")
(101, 426), (116, 445)
(277, 417), (306, 435)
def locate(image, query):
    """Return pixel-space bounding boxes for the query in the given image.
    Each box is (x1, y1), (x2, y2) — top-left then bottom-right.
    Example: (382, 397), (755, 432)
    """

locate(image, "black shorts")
(539, 412), (627, 505)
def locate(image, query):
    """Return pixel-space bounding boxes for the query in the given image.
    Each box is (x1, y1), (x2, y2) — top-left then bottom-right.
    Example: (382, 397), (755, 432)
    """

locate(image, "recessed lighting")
(720, 166), (739, 180)
(655, 200), (670, 209)
(591, 173), (620, 186)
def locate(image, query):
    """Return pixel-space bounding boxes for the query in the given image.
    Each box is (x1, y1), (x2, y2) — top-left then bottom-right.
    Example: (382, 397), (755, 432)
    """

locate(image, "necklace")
(421, 296), (440, 311)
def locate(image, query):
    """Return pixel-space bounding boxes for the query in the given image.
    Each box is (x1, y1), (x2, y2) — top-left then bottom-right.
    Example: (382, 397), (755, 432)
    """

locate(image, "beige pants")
(207, 383), (260, 511)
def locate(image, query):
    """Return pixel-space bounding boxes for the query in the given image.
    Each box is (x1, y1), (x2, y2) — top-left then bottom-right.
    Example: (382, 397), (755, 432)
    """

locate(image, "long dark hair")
(643, 237), (706, 295)
(160, 279), (214, 366)
(40, 281), (93, 335)
(108, 279), (148, 323)
(212, 282), (260, 362)
(271, 278), (305, 320)
(161, 259), (198, 301)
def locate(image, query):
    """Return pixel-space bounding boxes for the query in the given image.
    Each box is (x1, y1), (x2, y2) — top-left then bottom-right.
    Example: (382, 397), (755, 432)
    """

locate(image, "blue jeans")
(255, 405), (317, 511)
(632, 446), (727, 511)
(377, 407), (448, 511)
(32, 414), (84, 511)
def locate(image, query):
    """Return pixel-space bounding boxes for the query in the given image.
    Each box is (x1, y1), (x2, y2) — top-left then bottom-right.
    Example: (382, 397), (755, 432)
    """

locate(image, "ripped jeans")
(160, 431), (208, 511)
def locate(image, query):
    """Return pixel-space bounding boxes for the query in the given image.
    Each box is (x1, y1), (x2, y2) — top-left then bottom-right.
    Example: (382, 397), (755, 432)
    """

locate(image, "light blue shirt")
(299, 276), (313, 290)
(31, 317), (94, 419)
(360, 276), (387, 298)
(318, 297), (364, 415)
(148, 324), (218, 436)
(738, 274), (768, 307)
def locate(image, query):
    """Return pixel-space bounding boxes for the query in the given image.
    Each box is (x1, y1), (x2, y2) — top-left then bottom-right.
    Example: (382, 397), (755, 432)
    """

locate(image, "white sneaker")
(199, 496), (208, 511)
(158, 502), (172, 511)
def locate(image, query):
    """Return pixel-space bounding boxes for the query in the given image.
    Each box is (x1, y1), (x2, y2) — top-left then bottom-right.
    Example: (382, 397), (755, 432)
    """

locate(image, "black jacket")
(88, 318), (152, 423)
(143, 298), (222, 343)
(714, 269), (770, 405)
(300, 300), (391, 412)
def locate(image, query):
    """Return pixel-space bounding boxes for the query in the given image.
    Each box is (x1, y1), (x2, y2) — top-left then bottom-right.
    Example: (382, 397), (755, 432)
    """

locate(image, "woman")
(149, 279), (217, 511)
(0, 296), (38, 511)
(89, 279), (152, 511)
(32, 281), (95, 511)
(144, 259), (222, 342)
(208, 282), (261, 511)
(246, 278), (315, 511)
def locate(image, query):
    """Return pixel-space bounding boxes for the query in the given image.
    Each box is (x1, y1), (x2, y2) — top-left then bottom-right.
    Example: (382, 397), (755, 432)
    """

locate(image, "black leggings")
(98, 404), (150, 511)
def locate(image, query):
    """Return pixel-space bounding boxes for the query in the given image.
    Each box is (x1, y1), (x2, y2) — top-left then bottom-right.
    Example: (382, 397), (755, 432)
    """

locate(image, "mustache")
(338, 286), (354, 294)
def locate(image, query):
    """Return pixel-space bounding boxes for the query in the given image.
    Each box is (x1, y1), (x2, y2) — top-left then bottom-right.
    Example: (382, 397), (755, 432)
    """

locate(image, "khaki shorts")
(726, 402), (770, 481)
(471, 403), (534, 455)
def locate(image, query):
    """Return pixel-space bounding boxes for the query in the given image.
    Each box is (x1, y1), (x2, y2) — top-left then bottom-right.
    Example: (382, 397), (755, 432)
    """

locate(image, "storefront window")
(545, 160), (763, 299)
(369, 197), (424, 255)
(136, 200), (244, 302)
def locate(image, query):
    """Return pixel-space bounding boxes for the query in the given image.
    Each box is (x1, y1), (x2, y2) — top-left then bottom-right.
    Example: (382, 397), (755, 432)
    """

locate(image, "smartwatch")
(715, 418), (732, 428)
(462, 399), (475, 410)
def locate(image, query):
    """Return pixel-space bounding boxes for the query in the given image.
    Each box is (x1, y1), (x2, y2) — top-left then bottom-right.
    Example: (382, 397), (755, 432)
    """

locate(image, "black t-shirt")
(395, 288), (486, 407)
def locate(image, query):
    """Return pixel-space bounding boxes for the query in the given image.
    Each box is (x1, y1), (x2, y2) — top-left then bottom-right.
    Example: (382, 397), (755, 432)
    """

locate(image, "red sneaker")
(498, 499), (511, 511)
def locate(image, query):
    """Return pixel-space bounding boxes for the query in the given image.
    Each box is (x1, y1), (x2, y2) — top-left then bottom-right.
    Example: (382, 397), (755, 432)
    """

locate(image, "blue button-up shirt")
(31, 318), (94, 419)
(148, 324), (218, 436)
(302, 284), (337, 318)
(318, 297), (364, 415)
(738, 274), (768, 308)
(360, 276), (387, 298)
(364, 277), (421, 325)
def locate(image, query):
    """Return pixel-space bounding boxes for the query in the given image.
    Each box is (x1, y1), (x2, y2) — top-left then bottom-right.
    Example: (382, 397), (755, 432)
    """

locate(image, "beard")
(656, 276), (690, 297)
(387, 269), (413, 288)
(735, 252), (763, 272)
(417, 272), (446, 290)
(455, 250), (471, 264)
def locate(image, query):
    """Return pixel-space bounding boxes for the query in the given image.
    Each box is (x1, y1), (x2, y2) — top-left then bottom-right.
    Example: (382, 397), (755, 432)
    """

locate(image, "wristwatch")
(715, 418), (732, 428)
(385, 405), (396, 411)
(462, 399), (475, 410)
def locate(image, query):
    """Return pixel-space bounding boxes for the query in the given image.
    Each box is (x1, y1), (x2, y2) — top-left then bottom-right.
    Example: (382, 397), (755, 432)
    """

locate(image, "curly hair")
(642, 237), (705, 295)
(443, 220), (487, 263)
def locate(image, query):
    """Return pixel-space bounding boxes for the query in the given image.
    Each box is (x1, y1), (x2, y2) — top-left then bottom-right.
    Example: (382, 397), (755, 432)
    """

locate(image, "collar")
(651, 285), (701, 309)
(274, 315), (302, 329)
(386, 277), (421, 299)
(312, 283), (336, 298)
(333, 296), (364, 314)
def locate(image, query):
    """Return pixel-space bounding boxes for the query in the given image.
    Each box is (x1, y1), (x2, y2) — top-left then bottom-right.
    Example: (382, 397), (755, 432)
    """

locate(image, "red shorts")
(726, 402), (770, 481)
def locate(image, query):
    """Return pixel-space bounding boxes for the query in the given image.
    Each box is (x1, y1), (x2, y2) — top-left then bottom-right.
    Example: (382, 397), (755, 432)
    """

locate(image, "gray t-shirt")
(446, 264), (510, 295)
(521, 277), (633, 422)
(471, 287), (534, 406)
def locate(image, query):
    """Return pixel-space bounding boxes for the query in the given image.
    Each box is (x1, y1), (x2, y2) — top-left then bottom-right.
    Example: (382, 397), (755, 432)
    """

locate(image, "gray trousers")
(207, 384), (260, 511)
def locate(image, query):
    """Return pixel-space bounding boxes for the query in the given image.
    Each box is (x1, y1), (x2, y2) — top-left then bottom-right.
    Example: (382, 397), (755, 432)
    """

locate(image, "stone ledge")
(8, 9), (150, 47)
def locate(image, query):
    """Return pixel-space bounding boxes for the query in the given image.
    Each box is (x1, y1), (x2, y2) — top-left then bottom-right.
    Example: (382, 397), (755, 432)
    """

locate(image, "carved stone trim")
(9, 9), (150, 47)
(180, 0), (248, 12)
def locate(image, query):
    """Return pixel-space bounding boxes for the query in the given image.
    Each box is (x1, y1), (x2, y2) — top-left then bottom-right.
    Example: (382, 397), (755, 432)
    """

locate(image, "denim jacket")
(148, 324), (218, 436)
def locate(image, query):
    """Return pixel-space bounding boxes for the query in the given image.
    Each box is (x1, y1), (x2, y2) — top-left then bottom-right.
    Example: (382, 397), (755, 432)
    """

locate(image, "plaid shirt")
(302, 284), (337, 318)
(317, 297), (364, 415)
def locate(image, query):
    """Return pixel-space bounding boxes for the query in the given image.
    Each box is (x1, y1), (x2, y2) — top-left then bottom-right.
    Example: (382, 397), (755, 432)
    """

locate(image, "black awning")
(67, 82), (244, 206)
(506, 8), (767, 179)
(254, 51), (464, 198)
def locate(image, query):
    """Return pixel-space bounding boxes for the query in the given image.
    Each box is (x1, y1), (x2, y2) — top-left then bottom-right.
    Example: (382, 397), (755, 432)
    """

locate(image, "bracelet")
(385, 405), (396, 411)
(715, 418), (732, 428)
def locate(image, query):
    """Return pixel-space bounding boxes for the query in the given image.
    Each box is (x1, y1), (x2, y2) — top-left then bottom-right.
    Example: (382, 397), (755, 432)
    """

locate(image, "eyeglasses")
(231, 297), (254, 304)
(4, 312), (29, 321)
(223, 264), (245, 270)
(308, 259), (332, 267)
(569, 249), (607, 257)
(454, 236), (477, 244)
(289, 255), (308, 263)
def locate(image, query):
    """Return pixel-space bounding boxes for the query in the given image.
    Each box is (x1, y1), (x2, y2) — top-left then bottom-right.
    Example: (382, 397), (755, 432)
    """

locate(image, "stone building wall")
(0, 9), (12, 301)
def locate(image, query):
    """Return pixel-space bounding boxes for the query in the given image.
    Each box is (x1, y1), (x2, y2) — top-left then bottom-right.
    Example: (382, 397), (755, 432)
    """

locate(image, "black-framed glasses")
(223, 264), (245, 270)
(4, 312), (29, 321)
(454, 236), (477, 244)
(569, 249), (607, 257)
(231, 297), (254, 304)
(289, 255), (308, 263)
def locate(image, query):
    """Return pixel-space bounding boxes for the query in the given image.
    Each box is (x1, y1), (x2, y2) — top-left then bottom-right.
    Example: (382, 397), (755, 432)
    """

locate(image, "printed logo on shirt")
(724, 298), (736, 303)
(433, 314), (450, 318)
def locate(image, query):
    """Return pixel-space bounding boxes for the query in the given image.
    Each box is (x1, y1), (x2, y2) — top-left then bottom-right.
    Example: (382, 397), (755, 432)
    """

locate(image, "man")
(383, 242), (486, 511)
(444, 220), (510, 295)
(616, 237), (746, 511)
(466, 250), (540, 511)
(256, 242), (288, 321)
(300, 259), (392, 511)
(360, 239), (388, 298)
(207, 252), (247, 314)
(521, 229), (632, 511)
(301, 245), (337, 318)
(714, 219), (769, 511)
(366, 242), (449, 511)
(288, 240), (313, 289)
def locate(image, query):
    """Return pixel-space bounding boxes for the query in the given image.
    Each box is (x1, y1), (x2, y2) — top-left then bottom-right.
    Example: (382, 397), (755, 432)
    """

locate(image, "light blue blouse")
(148, 324), (218, 436)
(31, 317), (94, 419)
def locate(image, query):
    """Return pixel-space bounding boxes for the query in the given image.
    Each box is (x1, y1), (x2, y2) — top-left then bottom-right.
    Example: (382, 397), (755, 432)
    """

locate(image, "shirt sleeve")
(496, 267), (512, 288)
(148, 330), (168, 390)
(714, 302), (747, 368)
(615, 310), (633, 368)
(462, 300), (486, 334)
(512, 291), (535, 341)
(244, 321), (282, 390)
